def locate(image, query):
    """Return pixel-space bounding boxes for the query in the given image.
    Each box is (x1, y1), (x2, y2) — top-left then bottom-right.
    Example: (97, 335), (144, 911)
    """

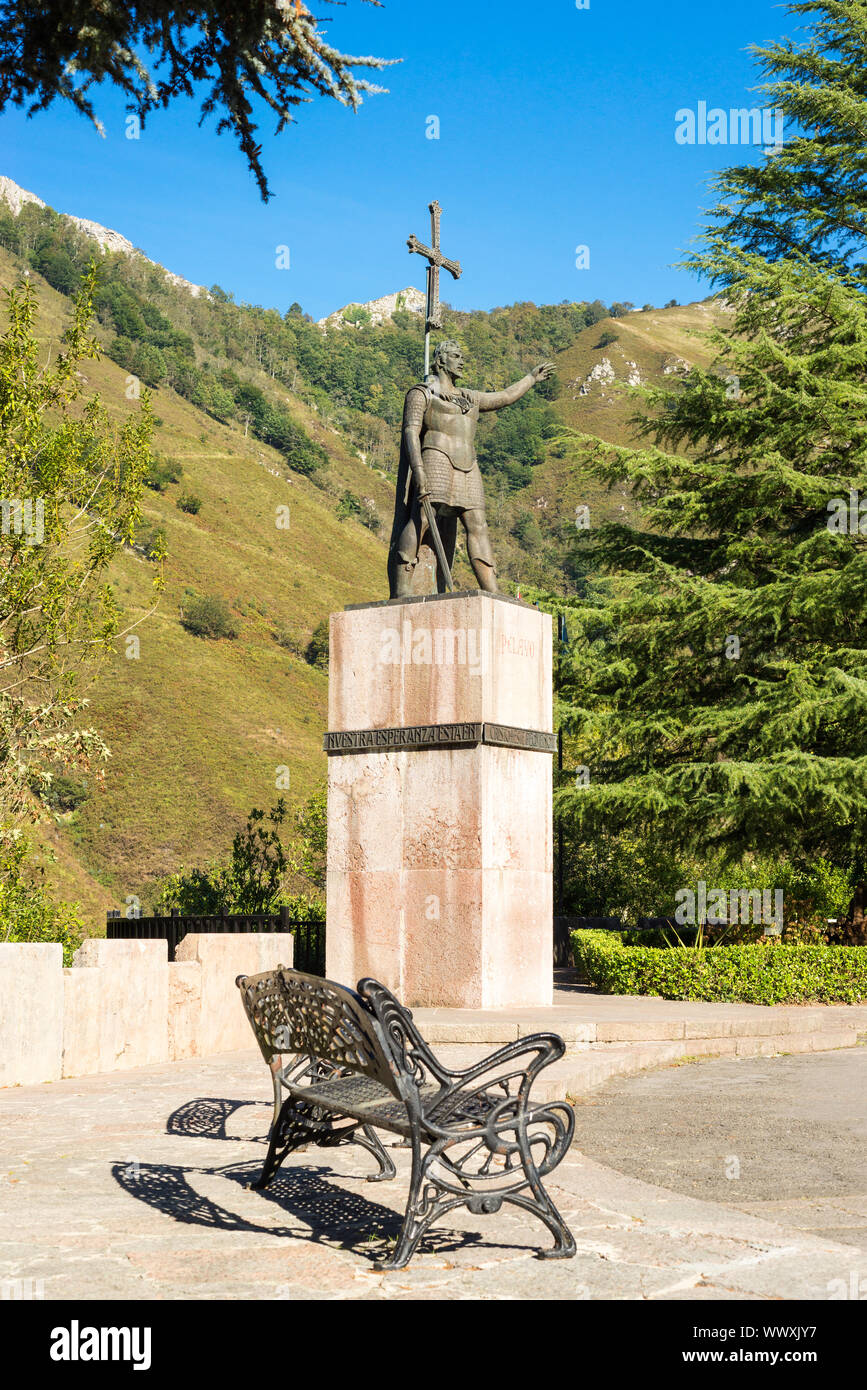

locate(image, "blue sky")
(0, 0), (800, 320)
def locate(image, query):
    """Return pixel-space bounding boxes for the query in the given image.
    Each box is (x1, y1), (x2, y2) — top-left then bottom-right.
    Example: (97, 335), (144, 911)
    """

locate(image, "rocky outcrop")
(0, 174), (45, 216)
(568, 353), (644, 401)
(319, 286), (426, 328)
(0, 174), (208, 298)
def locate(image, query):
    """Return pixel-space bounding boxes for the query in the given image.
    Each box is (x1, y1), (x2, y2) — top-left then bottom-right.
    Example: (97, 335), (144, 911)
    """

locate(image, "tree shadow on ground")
(111, 1159), (484, 1266)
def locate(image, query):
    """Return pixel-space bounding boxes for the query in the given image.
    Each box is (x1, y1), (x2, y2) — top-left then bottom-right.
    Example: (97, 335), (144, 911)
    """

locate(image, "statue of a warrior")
(387, 340), (554, 597)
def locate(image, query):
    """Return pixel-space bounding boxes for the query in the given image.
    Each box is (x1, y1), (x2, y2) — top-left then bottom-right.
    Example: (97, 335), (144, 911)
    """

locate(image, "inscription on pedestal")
(484, 723), (556, 752)
(324, 722), (556, 755)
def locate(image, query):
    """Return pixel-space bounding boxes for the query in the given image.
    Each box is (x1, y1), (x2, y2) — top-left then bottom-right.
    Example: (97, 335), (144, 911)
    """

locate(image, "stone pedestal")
(325, 591), (553, 1009)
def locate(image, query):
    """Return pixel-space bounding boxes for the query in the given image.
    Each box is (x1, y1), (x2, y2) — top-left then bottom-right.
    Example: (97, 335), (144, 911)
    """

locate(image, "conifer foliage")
(0, 1), (392, 200)
(557, 1), (867, 874)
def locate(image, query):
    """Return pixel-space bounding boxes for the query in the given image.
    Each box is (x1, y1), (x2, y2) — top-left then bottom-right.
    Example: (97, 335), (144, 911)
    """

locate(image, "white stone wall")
(0, 933), (293, 1087)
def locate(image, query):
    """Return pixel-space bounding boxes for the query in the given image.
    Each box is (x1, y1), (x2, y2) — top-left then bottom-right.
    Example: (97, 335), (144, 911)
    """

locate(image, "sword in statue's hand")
(418, 487), (454, 592)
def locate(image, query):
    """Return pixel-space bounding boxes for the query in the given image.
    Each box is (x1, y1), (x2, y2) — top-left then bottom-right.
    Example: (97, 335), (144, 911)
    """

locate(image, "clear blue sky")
(0, 0), (799, 320)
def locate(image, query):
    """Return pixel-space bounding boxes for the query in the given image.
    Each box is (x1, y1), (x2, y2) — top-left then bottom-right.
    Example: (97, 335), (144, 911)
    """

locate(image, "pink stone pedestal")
(325, 592), (553, 1009)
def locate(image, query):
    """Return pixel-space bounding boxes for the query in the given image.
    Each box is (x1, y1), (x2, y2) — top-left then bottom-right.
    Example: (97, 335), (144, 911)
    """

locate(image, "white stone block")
(0, 943), (63, 1086)
(175, 932), (293, 1055)
(69, 938), (168, 1073)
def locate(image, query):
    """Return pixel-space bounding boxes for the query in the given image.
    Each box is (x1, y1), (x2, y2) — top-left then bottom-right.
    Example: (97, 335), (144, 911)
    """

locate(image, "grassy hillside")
(0, 248), (402, 921)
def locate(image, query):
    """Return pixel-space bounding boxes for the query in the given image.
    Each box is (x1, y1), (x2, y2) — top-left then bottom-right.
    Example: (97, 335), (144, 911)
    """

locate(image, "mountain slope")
(0, 247), (394, 920)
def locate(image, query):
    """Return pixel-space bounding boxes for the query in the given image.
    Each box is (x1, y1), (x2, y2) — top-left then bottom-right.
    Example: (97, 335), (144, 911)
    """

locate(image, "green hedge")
(571, 930), (867, 1005)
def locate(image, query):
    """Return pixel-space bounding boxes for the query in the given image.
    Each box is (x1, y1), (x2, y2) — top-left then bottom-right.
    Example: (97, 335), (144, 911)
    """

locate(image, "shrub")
(0, 834), (85, 966)
(176, 493), (202, 514)
(273, 626), (302, 654)
(32, 772), (89, 813)
(180, 594), (239, 640)
(135, 523), (166, 561)
(510, 510), (543, 549)
(594, 330), (619, 349)
(335, 490), (379, 531)
(145, 454), (182, 492)
(571, 930), (867, 1005)
(305, 619), (329, 671)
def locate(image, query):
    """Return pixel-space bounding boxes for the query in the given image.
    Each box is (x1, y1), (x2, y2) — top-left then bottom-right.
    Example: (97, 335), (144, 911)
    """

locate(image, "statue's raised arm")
(476, 362), (555, 412)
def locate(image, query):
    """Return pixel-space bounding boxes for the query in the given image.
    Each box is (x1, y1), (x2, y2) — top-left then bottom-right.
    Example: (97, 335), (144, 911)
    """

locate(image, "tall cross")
(407, 200), (462, 378)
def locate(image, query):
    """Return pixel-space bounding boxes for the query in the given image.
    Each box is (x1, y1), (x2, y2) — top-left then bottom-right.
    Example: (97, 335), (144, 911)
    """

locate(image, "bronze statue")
(387, 341), (554, 596)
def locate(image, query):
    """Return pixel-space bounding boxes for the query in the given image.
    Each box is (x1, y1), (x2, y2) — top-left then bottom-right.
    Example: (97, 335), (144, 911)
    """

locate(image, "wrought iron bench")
(236, 967), (577, 1271)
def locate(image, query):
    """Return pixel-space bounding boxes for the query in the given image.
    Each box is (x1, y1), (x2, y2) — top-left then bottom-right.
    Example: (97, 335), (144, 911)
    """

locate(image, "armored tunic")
(407, 382), (486, 513)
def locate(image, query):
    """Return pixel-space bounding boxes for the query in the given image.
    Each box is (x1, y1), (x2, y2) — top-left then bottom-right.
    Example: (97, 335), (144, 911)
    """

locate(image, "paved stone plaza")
(2, 1035), (865, 1301)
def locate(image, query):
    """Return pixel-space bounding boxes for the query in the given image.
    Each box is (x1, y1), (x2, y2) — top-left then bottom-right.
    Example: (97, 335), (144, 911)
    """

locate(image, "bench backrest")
(237, 967), (401, 1099)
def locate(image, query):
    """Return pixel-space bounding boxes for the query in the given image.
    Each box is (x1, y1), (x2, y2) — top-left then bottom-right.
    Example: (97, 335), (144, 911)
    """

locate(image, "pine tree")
(707, 1), (867, 285)
(556, 1), (867, 876)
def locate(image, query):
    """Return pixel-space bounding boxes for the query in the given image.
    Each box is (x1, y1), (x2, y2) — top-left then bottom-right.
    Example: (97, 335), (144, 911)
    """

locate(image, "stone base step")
(415, 1003), (867, 1047)
(433, 1030), (861, 1101)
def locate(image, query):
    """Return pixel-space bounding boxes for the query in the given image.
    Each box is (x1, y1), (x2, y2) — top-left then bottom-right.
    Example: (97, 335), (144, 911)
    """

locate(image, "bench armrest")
(438, 1032), (565, 1088)
(424, 1033), (565, 1127)
(421, 1034), (573, 1177)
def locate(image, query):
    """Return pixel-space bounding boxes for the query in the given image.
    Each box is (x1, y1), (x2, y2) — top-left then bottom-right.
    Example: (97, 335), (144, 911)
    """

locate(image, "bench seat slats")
(284, 1072), (552, 1137)
(284, 1075), (439, 1136)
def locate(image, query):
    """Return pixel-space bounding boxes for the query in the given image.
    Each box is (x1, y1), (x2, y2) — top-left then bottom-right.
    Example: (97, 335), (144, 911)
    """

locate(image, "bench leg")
(250, 1097), (319, 1191)
(251, 1118), (289, 1191)
(512, 1121), (576, 1259)
(374, 1114), (577, 1270)
(374, 1135), (427, 1271)
(505, 1185), (577, 1260)
(354, 1125), (397, 1183)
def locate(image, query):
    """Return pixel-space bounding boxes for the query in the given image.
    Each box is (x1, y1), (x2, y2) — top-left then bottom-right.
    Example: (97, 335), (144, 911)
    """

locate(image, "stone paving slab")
(1, 1051), (865, 1301)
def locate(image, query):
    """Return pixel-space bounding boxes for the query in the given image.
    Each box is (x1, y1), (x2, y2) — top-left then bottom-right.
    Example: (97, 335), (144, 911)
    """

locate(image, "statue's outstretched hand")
(532, 362), (555, 384)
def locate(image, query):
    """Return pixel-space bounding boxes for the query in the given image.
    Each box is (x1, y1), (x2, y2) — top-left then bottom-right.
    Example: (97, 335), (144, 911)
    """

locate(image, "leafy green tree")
(705, 1), (867, 285)
(288, 786), (326, 893)
(0, 1), (393, 200)
(227, 802), (290, 913)
(1, 268), (154, 821)
(556, 0), (867, 878)
(155, 794), (326, 913)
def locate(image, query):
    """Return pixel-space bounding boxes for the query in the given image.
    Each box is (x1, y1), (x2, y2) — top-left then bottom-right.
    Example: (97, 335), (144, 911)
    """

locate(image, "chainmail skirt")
(422, 449), (486, 511)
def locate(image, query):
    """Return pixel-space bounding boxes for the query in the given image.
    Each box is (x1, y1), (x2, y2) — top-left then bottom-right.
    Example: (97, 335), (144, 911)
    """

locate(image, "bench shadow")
(166, 1097), (267, 1141)
(111, 1159), (484, 1265)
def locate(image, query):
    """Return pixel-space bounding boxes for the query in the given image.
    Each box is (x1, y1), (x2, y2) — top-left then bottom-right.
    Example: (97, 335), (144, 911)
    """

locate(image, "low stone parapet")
(0, 933), (293, 1086)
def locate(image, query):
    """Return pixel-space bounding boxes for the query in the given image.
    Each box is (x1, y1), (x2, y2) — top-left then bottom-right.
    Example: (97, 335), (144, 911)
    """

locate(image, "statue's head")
(432, 340), (465, 379)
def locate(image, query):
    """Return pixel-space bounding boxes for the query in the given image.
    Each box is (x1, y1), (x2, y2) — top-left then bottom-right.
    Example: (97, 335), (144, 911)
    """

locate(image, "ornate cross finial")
(407, 200), (462, 333)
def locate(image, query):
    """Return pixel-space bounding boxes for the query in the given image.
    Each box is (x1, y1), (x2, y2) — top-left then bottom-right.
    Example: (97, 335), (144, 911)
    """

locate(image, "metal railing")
(106, 905), (326, 974)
